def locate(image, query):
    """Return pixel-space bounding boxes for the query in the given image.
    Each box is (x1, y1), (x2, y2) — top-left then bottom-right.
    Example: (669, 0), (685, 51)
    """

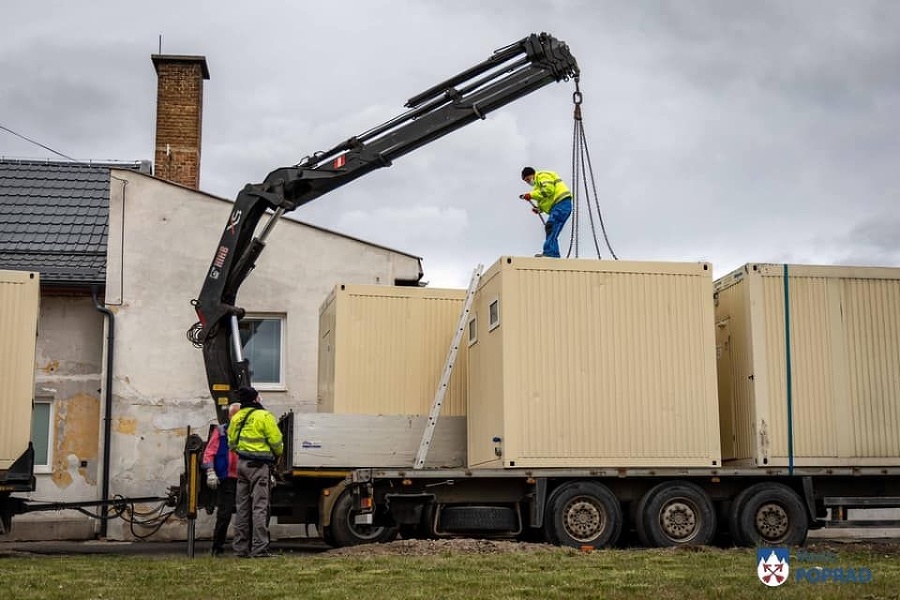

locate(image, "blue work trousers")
(542, 198), (572, 258)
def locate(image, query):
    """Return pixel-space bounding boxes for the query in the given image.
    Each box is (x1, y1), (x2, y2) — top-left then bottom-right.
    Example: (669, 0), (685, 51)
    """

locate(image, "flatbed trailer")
(340, 465), (900, 548)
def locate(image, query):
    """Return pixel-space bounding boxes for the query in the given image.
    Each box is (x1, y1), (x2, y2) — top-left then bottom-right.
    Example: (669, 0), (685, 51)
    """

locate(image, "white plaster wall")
(101, 170), (422, 539)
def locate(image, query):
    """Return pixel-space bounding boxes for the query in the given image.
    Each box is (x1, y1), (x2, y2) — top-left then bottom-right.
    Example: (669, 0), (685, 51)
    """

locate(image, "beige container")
(0, 270), (40, 470)
(715, 263), (900, 467)
(467, 257), (721, 469)
(318, 284), (468, 416)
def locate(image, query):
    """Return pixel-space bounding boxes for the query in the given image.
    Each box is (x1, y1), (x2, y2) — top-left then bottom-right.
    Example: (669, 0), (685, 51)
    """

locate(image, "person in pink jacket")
(201, 402), (241, 556)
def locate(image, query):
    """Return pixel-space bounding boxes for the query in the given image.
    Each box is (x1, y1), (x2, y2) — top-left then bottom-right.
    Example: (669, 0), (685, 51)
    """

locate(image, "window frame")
(467, 315), (478, 347)
(31, 396), (55, 474)
(488, 296), (501, 332)
(239, 314), (287, 391)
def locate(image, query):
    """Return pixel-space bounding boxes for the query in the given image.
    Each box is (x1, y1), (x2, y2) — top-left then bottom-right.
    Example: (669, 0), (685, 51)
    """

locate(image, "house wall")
(98, 170), (421, 540)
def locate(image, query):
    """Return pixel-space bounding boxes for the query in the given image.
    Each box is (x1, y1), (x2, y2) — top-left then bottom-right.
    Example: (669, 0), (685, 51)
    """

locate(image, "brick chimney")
(151, 55), (210, 189)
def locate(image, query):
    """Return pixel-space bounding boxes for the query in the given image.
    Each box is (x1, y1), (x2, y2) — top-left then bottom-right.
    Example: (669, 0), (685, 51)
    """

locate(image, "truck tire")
(543, 481), (622, 549)
(439, 505), (518, 532)
(736, 483), (808, 546)
(726, 484), (764, 547)
(330, 490), (399, 547)
(635, 481), (716, 547)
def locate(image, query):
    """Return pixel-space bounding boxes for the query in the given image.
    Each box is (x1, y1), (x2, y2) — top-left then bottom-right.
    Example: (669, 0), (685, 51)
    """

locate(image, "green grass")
(2, 545), (899, 600)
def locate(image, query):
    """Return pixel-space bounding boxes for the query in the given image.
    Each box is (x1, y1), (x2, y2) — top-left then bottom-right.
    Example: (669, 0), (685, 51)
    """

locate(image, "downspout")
(92, 285), (114, 538)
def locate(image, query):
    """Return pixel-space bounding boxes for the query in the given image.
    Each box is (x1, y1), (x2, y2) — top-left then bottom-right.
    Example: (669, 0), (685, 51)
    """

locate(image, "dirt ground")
(2, 535), (897, 559)
(325, 537), (900, 557)
(325, 538), (564, 557)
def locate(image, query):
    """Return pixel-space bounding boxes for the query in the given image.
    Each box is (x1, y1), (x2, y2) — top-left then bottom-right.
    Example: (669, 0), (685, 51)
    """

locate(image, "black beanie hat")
(237, 386), (258, 407)
(521, 166), (535, 179)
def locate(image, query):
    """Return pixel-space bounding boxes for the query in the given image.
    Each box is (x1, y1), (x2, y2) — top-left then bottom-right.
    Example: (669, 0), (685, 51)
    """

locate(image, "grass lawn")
(1, 544), (898, 600)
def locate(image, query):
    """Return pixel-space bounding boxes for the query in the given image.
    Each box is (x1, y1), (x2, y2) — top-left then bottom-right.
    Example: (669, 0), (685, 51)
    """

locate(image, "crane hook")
(573, 78), (583, 120)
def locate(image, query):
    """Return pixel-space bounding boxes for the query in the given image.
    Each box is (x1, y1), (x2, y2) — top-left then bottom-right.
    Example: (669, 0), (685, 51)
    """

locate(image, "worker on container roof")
(519, 166), (572, 258)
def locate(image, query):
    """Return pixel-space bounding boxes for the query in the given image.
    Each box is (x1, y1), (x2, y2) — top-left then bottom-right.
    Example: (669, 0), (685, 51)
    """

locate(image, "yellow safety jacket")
(529, 171), (572, 214)
(228, 407), (284, 462)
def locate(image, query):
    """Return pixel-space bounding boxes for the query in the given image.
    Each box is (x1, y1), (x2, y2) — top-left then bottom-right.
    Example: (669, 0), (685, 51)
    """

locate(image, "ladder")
(413, 264), (483, 469)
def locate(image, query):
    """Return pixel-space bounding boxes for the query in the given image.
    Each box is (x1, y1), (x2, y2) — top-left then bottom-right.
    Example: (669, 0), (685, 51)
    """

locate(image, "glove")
(519, 193), (532, 201)
(206, 468), (219, 490)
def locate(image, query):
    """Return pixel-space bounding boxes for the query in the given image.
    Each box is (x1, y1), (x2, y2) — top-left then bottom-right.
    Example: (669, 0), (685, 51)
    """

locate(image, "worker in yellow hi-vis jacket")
(228, 386), (283, 558)
(519, 166), (573, 258)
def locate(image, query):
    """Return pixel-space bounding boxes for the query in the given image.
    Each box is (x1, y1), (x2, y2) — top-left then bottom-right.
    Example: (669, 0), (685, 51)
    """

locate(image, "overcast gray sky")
(2, 1), (898, 287)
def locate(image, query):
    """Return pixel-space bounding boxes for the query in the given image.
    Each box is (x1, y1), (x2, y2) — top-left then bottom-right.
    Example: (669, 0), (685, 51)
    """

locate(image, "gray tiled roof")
(0, 159), (148, 285)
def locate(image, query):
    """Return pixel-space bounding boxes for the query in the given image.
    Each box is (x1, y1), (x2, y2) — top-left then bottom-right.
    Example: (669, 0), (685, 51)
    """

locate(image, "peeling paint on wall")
(40, 360), (60, 374)
(115, 416), (138, 435)
(52, 393), (100, 487)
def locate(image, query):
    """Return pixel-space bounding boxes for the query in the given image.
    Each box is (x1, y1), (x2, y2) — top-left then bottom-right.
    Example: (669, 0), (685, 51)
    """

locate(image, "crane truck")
(189, 33), (900, 551)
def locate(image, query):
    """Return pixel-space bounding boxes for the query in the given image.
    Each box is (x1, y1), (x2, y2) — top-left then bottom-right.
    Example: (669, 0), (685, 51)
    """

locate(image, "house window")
(32, 398), (54, 474)
(488, 297), (501, 331)
(239, 316), (285, 389)
(467, 316), (478, 346)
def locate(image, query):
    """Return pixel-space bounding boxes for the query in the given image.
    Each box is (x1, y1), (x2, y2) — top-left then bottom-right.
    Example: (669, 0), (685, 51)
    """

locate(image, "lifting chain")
(566, 77), (618, 260)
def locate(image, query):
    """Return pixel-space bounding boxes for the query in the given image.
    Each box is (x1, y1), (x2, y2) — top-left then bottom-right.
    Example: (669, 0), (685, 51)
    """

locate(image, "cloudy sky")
(2, 1), (898, 287)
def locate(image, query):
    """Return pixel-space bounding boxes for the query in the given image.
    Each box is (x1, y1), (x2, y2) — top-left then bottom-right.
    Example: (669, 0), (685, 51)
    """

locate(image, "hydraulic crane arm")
(188, 32), (579, 421)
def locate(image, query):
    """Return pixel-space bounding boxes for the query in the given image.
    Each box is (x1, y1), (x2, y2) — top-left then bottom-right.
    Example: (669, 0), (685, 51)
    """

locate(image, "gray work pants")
(233, 459), (271, 557)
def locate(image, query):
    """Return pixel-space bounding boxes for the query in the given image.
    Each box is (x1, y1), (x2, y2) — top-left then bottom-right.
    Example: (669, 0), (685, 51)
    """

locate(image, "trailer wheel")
(544, 482), (622, 548)
(726, 484), (764, 547)
(636, 481), (716, 547)
(330, 490), (399, 547)
(736, 483), (808, 546)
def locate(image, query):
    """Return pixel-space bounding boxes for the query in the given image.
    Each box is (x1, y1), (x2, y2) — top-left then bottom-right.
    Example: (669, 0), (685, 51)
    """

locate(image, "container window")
(238, 315), (286, 390)
(467, 316), (478, 346)
(488, 297), (501, 331)
(32, 397), (54, 473)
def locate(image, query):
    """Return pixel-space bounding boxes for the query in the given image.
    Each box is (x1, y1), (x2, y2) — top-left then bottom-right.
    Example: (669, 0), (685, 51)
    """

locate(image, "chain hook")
(572, 77), (583, 121)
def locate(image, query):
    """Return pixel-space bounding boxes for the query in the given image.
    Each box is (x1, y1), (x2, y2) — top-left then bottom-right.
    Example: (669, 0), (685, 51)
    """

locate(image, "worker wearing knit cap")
(228, 386), (283, 558)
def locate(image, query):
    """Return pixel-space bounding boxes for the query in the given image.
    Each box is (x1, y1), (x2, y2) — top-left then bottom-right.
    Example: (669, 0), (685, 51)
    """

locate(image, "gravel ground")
(2, 536), (898, 558)
(325, 537), (900, 557)
(325, 537), (567, 557)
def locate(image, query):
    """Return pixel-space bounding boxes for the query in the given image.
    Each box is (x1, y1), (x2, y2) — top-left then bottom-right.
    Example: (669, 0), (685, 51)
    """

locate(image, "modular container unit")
(466, 257), (721, 469)
(318, 284), (468, 416)
(0, 270), (40, 470)
(714, 263), (900, 467)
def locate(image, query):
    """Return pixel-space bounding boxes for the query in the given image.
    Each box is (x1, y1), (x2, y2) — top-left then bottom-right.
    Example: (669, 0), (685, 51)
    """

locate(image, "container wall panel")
(843, 278), (900, 458)
(713, 274), (758, 461)
(714, 264), (900, 466)
(468, 257), (720, 468)
(0, 270), (40, 469)
(466, 265), (505, 467)
(318, 285), (468, 416)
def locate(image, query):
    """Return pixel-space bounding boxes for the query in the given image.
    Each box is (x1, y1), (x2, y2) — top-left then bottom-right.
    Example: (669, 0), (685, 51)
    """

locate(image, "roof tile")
(0, 158), (145, 285)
